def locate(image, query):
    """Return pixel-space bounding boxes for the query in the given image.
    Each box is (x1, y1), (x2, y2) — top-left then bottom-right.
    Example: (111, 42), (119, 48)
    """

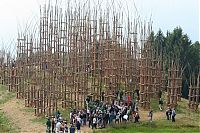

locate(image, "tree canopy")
(152, 27), (200, 99)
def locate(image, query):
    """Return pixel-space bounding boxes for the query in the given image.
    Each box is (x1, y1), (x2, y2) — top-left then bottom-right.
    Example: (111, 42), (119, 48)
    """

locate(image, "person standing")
(69, 124), (75, 133)
(166, 107), (170, 120)
(82, 111), (87, 126)
(64, 121), (68, 133)
(76, 121), (81, 133)
(115, 112), (120, 124)
(159, 98), (163, 111)
(169, 108), (172, 120)
(56, 121), (61, 133)
(172, 108), (176, 122)
(51, 117), (56, 133)
(148, 110), (153, 122)
(46, 118), (51, 133)
(59, 122), (65, 133)
(92, 115), (97, 129)
(88, 114), (93, 128)
(134, 112), (140, 123)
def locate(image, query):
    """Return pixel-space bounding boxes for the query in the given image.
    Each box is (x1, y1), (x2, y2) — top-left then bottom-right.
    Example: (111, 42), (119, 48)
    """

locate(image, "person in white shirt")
(76, 116), (81, 124)
(56, 121), (61, 133)
(92, 116), (97, 129)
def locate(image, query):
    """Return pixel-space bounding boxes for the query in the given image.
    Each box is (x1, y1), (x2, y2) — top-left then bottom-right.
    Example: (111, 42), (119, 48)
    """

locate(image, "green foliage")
(153, 27), (200, 99)
(188, 41), (200, 74)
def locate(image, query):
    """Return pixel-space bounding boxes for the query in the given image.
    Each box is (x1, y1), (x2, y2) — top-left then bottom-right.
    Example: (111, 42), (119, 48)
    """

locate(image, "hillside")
(95, 97), (200, 133)
(0, 85), (45, 132)
(0, 84), (199, 133)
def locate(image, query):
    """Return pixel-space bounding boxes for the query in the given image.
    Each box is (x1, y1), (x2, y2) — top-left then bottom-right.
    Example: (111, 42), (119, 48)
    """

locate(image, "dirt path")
(0, 98), (46, 133)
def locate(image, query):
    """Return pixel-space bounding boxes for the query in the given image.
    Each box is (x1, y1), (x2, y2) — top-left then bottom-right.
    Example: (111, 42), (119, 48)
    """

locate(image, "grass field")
(94, 96), (200, 133)
(0, 85), (16, 132)
(94, 121), (200, 133)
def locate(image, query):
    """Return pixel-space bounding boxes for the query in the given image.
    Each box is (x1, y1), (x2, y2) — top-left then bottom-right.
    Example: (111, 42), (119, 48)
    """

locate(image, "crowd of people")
(46, 94), (177, 133)
(46, 98), (142, 133)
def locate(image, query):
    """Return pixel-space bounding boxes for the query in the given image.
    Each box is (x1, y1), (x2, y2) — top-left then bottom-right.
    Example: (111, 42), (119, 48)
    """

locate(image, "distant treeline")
(151, 27), (200, 99)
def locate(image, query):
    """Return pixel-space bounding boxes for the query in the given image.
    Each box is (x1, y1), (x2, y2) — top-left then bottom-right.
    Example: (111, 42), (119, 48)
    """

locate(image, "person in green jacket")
(46, 118), (51, 133)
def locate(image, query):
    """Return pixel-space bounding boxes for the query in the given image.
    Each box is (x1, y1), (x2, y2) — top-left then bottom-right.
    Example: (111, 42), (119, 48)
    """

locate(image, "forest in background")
(152, 27), (199, 99)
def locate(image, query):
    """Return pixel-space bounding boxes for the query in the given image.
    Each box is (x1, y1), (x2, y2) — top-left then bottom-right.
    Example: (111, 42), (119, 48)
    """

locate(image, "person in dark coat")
(76, 121), (81, 133)
(46, 118), (51, 133)
(159, 98), (163, 111)
(134, 112), (140, 123)
(51, 117), (55, 133)
(166, 107), (170, 120)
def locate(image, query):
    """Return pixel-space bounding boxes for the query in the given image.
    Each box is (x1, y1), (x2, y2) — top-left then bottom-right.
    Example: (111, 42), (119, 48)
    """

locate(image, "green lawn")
(94, 120), (200, 133)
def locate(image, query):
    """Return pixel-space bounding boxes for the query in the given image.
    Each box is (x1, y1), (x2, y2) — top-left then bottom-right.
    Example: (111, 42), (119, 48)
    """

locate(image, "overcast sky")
(0, 0), (199, 52)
